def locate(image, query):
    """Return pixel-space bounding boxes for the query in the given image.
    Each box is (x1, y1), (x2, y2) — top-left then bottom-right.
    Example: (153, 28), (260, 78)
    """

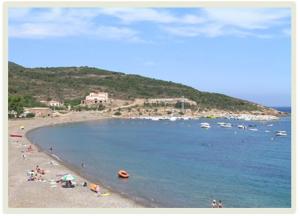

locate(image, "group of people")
(27, 165), (46, 181)
(211, 200), (223, 208)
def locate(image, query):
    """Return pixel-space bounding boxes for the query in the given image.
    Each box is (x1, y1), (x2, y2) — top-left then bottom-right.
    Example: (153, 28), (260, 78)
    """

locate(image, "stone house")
(81, 92), (109, 106)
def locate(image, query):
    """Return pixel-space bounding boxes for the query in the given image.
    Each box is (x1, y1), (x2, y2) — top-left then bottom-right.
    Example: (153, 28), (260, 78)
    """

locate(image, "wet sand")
(8, 111), (144, 208)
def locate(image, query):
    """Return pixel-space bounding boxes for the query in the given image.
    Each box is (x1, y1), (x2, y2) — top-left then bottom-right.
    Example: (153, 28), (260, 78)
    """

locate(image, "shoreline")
(8, 111), (289, 208)
(8, 111), (145, 208)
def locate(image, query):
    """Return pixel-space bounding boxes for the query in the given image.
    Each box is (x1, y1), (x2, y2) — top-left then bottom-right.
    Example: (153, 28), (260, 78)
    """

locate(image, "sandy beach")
(8, 111), (144, 208)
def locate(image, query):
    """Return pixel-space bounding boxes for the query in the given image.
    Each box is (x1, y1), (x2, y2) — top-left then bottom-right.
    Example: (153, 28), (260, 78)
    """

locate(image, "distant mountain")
(8, 61), (278, 113)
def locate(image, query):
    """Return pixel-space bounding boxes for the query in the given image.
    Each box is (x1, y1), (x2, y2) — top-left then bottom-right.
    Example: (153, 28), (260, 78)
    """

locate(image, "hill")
(8, 61), (273, 112)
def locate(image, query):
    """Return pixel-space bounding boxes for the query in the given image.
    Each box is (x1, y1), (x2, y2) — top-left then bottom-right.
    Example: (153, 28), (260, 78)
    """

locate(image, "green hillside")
(8, 61), (265, 111)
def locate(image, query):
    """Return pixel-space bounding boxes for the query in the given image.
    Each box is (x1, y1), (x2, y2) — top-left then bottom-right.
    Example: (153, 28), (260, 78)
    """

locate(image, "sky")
(8, 8), (291, 107)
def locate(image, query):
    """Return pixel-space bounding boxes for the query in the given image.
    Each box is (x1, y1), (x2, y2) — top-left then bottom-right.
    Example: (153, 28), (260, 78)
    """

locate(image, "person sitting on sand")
(211, 200), (218, 208)
(27, 145), (33, 152)
(36, 165), (40, 172)
(28, 170), (35, 181)
(37, 174), (44, 181)
(65, 180), (75, 188)
(35, 165), (45, 175)
(218, 200), (223, 208)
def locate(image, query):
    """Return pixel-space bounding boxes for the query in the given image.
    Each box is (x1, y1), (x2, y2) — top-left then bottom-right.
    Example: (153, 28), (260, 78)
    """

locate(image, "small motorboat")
(10, 134), (22, 137)
(276, 131), (287, 136)
(169, 117), (177, 121)
(221, 123), (232, 128)
(249, 128), (258, 131)
(237, 125), (246, 129)
(118, 170), (129, 178)
(200, 122), (210, 128)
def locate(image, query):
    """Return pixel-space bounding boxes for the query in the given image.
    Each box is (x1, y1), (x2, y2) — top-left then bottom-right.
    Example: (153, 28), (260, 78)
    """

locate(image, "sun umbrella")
(61, 174), (75, 181)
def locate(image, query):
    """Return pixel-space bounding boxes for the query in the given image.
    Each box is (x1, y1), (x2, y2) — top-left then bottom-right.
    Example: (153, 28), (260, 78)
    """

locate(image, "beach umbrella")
(61, 174), (75, 181)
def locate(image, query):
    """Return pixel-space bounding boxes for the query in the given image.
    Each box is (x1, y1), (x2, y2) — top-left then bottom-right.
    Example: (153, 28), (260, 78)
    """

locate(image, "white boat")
(249, 128), (258, 131)
(276, 131), (287, 136)
(217, 122), (226, 125)
(237, 125), (246, 129)
(169, 117), (177, 121)
(220, 123), (232, 128)
(200, 122), (211, 128)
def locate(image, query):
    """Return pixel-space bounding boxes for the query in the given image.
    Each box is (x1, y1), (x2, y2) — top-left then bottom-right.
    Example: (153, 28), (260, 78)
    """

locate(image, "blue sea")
(27, 114), (291, 208)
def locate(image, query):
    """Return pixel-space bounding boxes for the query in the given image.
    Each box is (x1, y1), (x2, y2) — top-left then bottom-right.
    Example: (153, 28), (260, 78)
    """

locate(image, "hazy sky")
(8, 8), (291, 106)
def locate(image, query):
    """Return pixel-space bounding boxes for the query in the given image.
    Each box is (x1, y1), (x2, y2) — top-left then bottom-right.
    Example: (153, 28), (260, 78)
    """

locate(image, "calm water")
(27, 116), (291, 208)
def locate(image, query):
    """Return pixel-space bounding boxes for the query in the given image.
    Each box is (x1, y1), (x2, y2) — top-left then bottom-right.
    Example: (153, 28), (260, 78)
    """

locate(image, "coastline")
(8, 111), (145, 208)
(8, 110), (288, 208)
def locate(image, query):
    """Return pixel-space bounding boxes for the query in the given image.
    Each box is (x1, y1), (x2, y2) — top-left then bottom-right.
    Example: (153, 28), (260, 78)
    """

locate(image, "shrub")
(114, 111), (122, 116)
(26, 113), (35, 118)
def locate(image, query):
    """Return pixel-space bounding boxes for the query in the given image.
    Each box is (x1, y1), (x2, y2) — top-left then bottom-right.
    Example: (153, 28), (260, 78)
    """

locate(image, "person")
(65, 180), (74, 188)
(218, 200), (223, 208)
(49, 147), (53, 152)
(211, 200), (217, 208)
(37, 174), (44, 181)
(36, 165), (45, 175)
(36, 165), (40, 173)
(95, 185), (100, 193)
(82, 182), (87, 187)
(28, 170), (35, 181)
(22, 154), (26, 160)
(81, 162), (85, 168)
(27, 145), (33, 152)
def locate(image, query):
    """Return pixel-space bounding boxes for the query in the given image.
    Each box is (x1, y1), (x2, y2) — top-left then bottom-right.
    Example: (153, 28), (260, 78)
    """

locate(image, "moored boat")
(237, 125), (246, 129)
(220, 123), (232, 128)
(200, 122), (211, 128)
(276, 131), (287, 136)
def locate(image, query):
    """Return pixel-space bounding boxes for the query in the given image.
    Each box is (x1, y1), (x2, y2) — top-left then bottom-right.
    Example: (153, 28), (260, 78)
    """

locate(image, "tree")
(114, 111), (121, 116)
(8, 96), (24, 117)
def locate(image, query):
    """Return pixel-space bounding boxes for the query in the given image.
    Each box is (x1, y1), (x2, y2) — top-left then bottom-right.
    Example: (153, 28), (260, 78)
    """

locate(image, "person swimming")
(218, 200), (223, 208)
(211, 200), (218, 208)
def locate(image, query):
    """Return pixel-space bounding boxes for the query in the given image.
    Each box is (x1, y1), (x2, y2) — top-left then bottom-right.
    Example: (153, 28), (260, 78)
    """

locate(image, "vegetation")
(114, 111), (122, 116)
(8, 95), (46, 117)
(8, 61), (266, 112)
(26, 113), (35, 118)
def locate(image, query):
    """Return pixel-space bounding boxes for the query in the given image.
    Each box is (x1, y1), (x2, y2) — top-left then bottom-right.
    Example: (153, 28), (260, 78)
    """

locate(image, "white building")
(40, 100), (63, 107)
(81, 92), (109, 106)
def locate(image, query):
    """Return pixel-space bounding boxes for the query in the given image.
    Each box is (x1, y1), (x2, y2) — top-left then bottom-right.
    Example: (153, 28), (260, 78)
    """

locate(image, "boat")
(276, 131), (287, 136)
(169, 117), (177, 121)
(89, 183), (100, 192)
(151, 117), (159, 121)
(249, 128), (258, 131)
(200, 122), (210, 128)
(220, 123), (232, 128)
(206, 115), (216, 119)
(10, 134), (22, 137)
(237, 125), (246, 129)
(118, 170), (129, 178)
